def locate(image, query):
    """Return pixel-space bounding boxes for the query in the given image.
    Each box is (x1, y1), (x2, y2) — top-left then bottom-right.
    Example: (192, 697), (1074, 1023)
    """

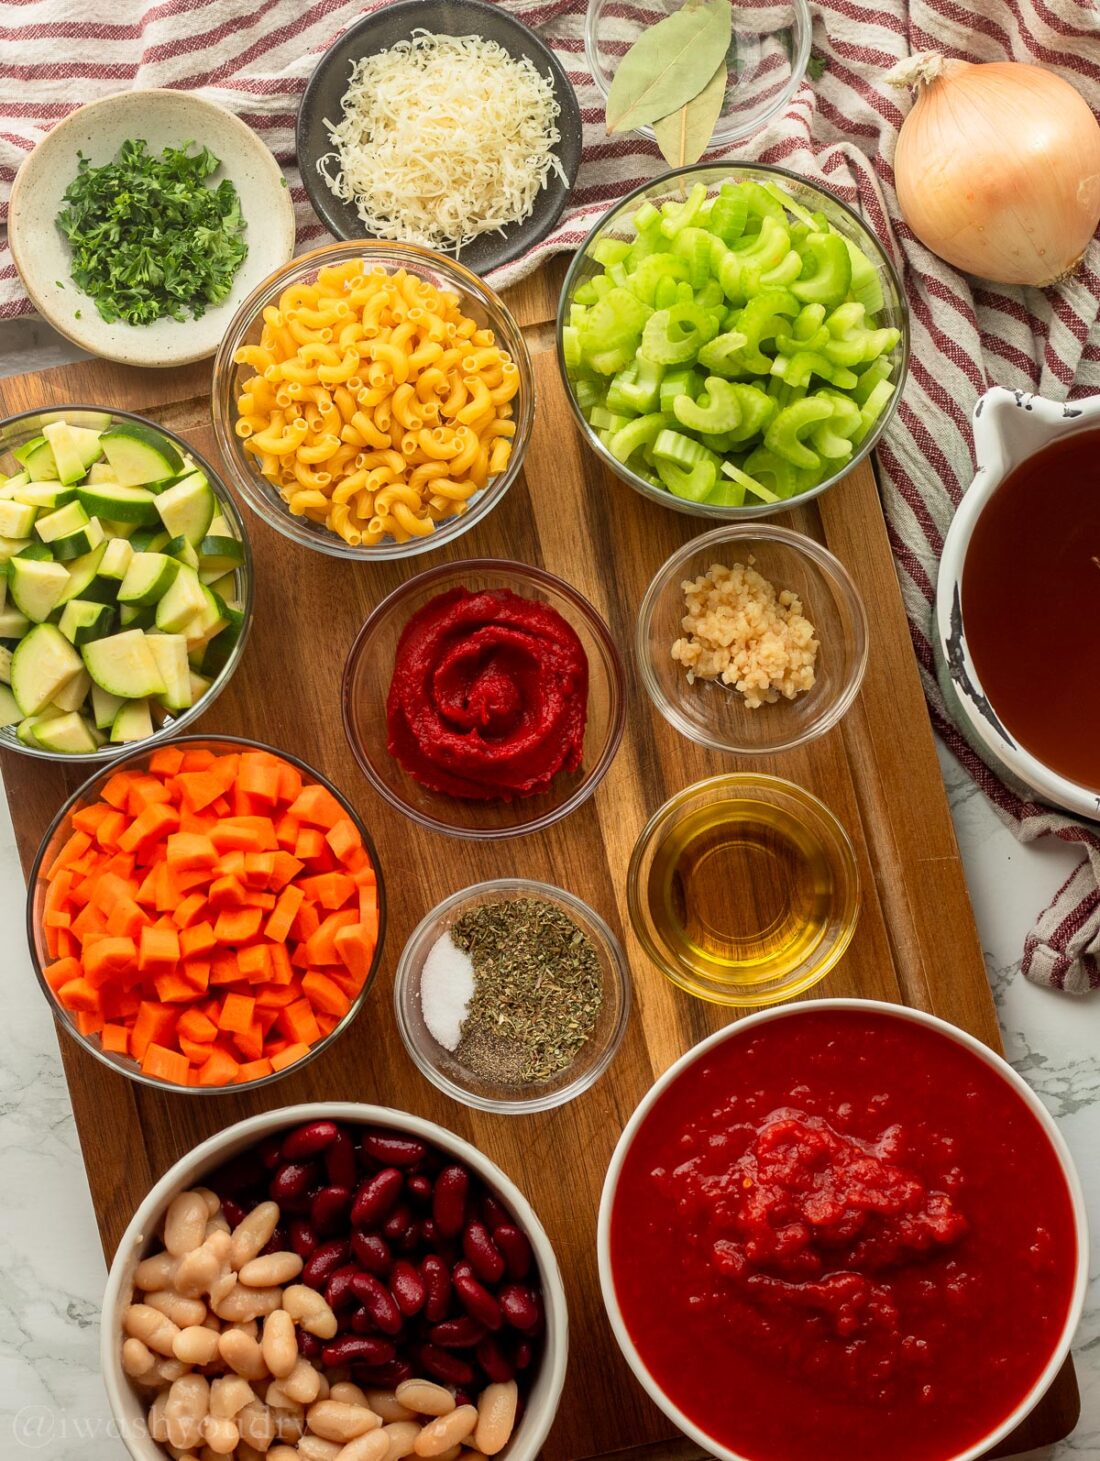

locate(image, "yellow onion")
(889, 52), (1100, 286)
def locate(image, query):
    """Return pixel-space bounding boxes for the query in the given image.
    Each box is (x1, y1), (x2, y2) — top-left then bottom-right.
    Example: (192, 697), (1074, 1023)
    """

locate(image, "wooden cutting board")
(0, 260), (1078, 1460)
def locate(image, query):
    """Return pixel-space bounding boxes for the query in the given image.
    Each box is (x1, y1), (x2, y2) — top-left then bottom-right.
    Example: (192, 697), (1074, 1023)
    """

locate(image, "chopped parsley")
(55, 138), (248, 327)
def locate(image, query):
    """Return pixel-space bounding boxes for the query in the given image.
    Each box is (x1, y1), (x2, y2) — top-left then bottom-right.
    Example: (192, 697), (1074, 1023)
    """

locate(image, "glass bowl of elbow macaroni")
(211, 241), (535, 561)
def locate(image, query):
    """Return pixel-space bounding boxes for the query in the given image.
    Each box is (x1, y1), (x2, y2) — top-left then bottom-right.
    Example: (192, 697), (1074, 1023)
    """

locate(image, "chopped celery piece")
(608, 413), (672, 464)
(721, 460), (781, 504)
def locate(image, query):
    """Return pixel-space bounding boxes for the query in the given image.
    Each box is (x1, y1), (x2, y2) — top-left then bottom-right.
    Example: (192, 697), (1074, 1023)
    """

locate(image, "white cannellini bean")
(261, 1308), (298, 1379)
(219, 1328), (269, 1381)
(263, 1380), (303, 1414)
(124, 1303), (180, 1357)
(209, 1374), (256, 1419)
(364, 1391), (412, 1424)
(394, 1381), (454, 1418)
(335, 1431), (390, 1461)
(239, 1251), (304, 1288)
(201, 1415), (240, 1455)
(379, 1420), (421, 1460)
(236, 1398), (276, 1452)
(194, 1188), (222, 1218)
(282, 1357), (323, 1406)
(230, 1202), (281, 1270)
(282, 1284), (338, 1340)
(155, 1358), (190, 1384)
(473, 1382), (517, 1457)
(271, 1410), (305, 1443)
(166, 1193), (211, 1257)
(214, 1282), (283, 1323)
(268, 1449), (301, 1461)
(176, 1235), (231, 1300)
(173, 1325), (223, 1367)
(413, 1406), (477, 1457)
(134, 1250), (178, 1291)
(122, 1337), (156, 1378)
(146, 1289), (208, 1329)
(298, 1439), (342, 1461)
(328, 1383), (370, 1408)
(148, 1392), (171, 1443)
(165, 1374), (210, 1450)
(306, 1400), (382, 1443)
(236, 1442), (268, 1461)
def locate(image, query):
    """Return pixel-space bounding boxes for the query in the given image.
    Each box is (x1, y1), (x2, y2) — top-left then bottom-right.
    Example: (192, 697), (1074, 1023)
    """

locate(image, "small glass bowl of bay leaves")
(585, 0), (811, 155)
(394, 878), (632, 1114)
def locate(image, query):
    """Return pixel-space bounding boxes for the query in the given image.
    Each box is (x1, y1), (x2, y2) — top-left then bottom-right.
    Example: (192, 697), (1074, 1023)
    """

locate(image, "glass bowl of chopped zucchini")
(0, 407), (252, 760)
(212, 240), (535, 561)
(557, 163), (909, 520)
(394, 878), (631, 1114)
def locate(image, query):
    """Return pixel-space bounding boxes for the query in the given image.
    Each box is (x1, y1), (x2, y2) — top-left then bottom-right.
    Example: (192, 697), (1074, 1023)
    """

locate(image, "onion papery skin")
(893, 55), (1100, 287)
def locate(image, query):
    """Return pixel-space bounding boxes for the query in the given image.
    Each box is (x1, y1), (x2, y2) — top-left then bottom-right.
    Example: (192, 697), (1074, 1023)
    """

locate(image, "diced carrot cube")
(76, 1009), (105, 1037)
(43, 956), (82, 992)
(100, 1022), (130, 1054)
(218, 992), (255, 1034)
(275, 813), (300, 851)
(117, 803), (179, 854)
(180, 749), (217, 772)
(46, 829), (92, 880)
(304, 910), (360, 966)
(149, 747), (185, 776)
(181, 959), (211, 994)
(84, 936), (138, 987)
(298, 872), (356, 911)
(141, 1042), (190, 1085)
(270, 851), (304, 890)
(277, 761), (303, 804)
(302, 971), (352, 1019)
(243, 852), (276, 889)
(238, 754), (282, 806)
(232, 1020), (265, 1062)
(235, 1058), (274, 1083)
(99, 773), (133, 810)
(290, 901), (321, 942)
(131, 1002), (178, 1061)
(270, 1042), (310, 1072)
(166, 832), (218, 871)
(288, 784), (346, 830)
(207, 875), (247, 911)
(214, 907), (263, 944)
(294, 827), (326, 861)
(178, 1008), (218, 1043)
(59, 977), (101, 1013)
(334, 923), (375, 982)
(210, 953), (241, 986)
(94, 809), (128, 849)
(72, 803), (113, 836)
(155, 972), (200, 1003)
(268, 942), (294, 986)
(138, 924), (180, 975)
(172, 893), (208, 930)
(325, 818), (363, 865)
(210, 818), (277, 853)
(238, 944), (273, 983)
(265, 884), (304, 943)
(180, 921), (217, 959)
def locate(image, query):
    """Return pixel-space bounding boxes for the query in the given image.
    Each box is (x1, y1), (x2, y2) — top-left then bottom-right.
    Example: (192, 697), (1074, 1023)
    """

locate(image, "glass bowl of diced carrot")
(26, 735), (385, 1092)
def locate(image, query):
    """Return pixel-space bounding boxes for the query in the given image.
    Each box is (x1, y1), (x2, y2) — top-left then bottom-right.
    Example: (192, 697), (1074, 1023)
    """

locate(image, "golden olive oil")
(646, 798), (836, 988)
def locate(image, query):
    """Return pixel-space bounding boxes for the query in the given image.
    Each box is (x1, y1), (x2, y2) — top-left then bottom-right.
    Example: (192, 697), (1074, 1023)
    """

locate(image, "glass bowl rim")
(210, 239), (535, 562)
(626, 770), (860, 1006)
(0, 403), (255, 764)
(583, 0), (813, 146)
(636, 521), (870, 754)
(393, 875), (633, 1113)
(341, 556), (628, 840)
(25, 733), (388, 1094)
(555, 161), (911, 522)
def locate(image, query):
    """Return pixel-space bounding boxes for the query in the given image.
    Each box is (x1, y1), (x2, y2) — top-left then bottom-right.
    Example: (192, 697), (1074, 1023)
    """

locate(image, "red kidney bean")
(311, 1185), (352, 1234)
(513, 1338), (533, 1371)
(462, 1221), (505, 1285)
(350, 1305), (376, 1335)
(389, 1260), (426, 1317)
(258, 1133), (286, 1170)
(421, 1255), (452, 1323)
(453, 1389), (474, 1409)
(212, 1150), (266, 1195)
(381, 1203), (413, 1243)
(432, 1166), (469, 1238)
(418, 1218), (441, 1249)
(324, 1130), (357, 1190)
(296, 1328), (321, 1360)
(282, 1120), (340, 1161)
(302, 1238), (351, 1289)
(480, 1194), (510, 1232)
(493, 1224), (533, 1281)
(351, 1168), (403, 1229)
(418, 1344), (476, 1387)
(362, 1132), (428, 1168)
(220, 1196), (247, 1229)
(325, 1264), (362, 1312)
(270, 1162), (316, 1204)
(290, 1220), (318, 1259)
(349, 1273), (402, 1335)
(498, 1283), (540, 1332)
(454, 1273), (503, 1331)
(476, 1335), (516, 1383)
(406, 1174), (433, 1205)
(452, 1261), (474, 1284)
(321, 1336), (396, 1369)
(261, 1224), (289, 1256)
(350, 1232), (393, 1276)
(429, 1316), (486, 1349)
(355, 1360), (414, 1388)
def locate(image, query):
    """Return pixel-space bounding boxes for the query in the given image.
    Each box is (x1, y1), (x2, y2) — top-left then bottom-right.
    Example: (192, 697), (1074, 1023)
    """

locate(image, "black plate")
(296, 0), (583, 276)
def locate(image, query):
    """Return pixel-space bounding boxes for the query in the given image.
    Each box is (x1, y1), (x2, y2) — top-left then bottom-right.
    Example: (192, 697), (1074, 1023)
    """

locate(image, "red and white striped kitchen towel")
(2, 0), (1099, 990)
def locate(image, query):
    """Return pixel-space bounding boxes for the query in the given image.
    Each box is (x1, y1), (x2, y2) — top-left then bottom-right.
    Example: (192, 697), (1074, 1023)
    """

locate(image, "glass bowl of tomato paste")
(342, 558), (626, 840)
(26, 735), (385, 1093)
(598, 999), (1087, 1461)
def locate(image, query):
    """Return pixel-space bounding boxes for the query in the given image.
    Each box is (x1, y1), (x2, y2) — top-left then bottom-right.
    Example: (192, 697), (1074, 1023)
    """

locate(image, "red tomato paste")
(387, 587), (588, 800)
(610, 1008), (1077, 1461)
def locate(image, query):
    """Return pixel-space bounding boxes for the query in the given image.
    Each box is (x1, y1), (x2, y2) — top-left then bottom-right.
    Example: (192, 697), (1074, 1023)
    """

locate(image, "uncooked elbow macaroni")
(232, 261), (519, 545)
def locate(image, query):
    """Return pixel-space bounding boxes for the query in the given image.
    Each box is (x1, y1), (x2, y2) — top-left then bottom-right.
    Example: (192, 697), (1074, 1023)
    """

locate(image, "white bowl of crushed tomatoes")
(598, 999), (1087, 1461)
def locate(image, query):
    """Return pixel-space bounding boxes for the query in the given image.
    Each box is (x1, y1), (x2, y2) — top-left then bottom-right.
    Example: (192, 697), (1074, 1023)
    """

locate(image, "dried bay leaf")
(605, 0), (732, 135)
(652, 61), (728, 167)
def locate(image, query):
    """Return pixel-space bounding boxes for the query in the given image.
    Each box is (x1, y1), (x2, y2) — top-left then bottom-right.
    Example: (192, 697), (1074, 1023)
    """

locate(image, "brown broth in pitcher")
(961, 425), (1100, 789)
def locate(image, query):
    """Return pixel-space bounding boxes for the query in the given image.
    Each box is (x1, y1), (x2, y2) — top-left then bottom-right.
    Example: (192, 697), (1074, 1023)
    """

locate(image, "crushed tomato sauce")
(611, 1009), (1077, 1461)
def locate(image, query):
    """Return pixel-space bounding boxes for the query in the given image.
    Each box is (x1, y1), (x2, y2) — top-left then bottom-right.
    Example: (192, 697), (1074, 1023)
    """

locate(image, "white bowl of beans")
(101, 1103), (568, 1461)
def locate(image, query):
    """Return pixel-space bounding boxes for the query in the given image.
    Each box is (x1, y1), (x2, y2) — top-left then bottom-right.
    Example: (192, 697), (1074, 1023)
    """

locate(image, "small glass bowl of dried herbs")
(395, 879), (631, 1114)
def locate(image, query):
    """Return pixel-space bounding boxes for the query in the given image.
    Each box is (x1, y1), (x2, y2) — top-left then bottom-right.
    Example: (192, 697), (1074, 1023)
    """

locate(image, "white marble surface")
(0, 317), (1096, 1459)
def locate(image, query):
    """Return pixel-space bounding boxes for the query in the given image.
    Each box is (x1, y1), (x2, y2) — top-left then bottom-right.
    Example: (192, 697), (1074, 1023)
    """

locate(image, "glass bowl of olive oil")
(628, 774), (859, 1006)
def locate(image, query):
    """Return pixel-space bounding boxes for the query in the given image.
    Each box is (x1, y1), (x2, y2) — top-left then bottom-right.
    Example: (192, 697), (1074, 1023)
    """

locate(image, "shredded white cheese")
(318, 29), (566, 254)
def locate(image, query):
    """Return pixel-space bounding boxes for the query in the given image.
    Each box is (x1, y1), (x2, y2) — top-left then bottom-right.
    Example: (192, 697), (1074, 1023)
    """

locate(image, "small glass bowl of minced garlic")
(394, 878), (631, 1113)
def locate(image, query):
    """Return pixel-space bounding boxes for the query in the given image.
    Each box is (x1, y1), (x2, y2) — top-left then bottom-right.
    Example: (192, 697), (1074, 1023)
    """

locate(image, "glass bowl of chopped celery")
(557, 164), (909, 520)
(394, 877), (631, 1114)
(0, 406), (252, 761)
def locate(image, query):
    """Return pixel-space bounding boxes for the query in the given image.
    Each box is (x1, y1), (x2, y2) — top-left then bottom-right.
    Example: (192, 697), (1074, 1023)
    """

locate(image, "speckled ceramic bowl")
(8, 89), (295, 367)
